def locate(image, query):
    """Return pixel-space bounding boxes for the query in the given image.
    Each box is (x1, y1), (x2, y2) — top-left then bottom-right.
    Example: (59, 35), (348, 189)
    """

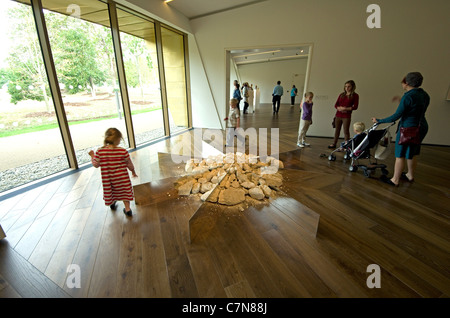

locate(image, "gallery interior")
(0, 0), (449, 301)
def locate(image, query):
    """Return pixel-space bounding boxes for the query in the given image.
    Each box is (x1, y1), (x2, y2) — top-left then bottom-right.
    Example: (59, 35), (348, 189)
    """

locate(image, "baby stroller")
(328, 122), (395, 177)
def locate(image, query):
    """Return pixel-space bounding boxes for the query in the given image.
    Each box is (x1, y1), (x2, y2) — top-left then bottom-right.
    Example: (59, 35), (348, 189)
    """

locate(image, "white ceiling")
(165, 0), (309, 65)
(165, 0), (268, 20)
(231, 47), (310, 65)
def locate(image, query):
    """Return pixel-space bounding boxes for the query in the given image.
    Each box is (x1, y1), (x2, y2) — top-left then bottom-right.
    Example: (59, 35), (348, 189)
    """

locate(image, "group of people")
(231, 72), (429, 188)
(89, 72), (429, 216)
(295, 72), (429, 187)
(233, 80), (255, 114)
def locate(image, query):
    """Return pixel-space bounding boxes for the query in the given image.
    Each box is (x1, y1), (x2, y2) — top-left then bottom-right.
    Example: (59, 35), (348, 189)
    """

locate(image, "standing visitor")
(329, 80), (359, 148)
(371, 72), (429, 186)
(290, 85), (298, 106)
(297, 92), (314, 147)
(272, 80), (284, 114)
(233, 81), (242, 112)
(248, 84), (255, 113)
(242, 82), (250, 114)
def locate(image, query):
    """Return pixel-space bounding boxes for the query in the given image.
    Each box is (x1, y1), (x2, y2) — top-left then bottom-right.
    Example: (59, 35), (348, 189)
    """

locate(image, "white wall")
(188, 34), (223, 129)
(236, 58), (308, 105)
(189, 0), (450, 145)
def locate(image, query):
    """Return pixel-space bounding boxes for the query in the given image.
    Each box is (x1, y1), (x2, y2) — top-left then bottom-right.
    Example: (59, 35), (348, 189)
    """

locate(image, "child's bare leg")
(123, 201), (133, 216)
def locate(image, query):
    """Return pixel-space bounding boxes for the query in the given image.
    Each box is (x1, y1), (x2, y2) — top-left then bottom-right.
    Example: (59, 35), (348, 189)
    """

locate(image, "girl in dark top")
(372, 72), (430, 186)
(329, 80), (359, 148)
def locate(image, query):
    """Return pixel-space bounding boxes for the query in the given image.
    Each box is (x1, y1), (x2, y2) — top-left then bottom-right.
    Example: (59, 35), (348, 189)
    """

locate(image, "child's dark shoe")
(110, 201), (117, 210)
(123, 208), (132, 217)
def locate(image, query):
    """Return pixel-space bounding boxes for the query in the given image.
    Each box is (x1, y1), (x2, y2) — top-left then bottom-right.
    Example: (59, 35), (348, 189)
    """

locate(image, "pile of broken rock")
(174, 152), (284, 206)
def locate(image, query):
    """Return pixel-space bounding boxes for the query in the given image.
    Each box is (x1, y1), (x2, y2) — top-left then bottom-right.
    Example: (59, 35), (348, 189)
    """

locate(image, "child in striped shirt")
(89, 128), (138, 217)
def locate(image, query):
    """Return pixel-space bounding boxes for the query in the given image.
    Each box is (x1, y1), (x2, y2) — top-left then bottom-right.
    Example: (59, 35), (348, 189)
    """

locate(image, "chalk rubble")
(175, 153), (284, 206)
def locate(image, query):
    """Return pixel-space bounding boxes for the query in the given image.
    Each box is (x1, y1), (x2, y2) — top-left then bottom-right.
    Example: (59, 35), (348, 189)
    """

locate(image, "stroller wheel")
(343, 153), (350, 160)
(363, 169), (372, 177)
(349, 165), (358, 172)
(328, 154), (336, 161)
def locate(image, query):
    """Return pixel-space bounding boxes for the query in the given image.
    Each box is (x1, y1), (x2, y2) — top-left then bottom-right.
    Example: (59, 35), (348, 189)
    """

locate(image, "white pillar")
(254, 86), (260, 111)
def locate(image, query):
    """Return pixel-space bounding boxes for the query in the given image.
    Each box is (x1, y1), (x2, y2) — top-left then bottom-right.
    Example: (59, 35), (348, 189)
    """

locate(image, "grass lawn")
(0, 90), (162, 138)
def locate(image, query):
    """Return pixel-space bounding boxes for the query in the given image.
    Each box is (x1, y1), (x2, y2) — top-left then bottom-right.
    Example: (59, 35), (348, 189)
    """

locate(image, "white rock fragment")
(211, 176), (219, 184)
(200, 182), (214, 193)
(261, 185), (272, 198)
(192, 166), (208, 174)
(241, 181), (255, 189)
(191, 182), (200, 194)
(178, 180), (194, 196)
(249, 187), (265, 200)
(185, 160), (194, 173)
(201, 189), (213, 201)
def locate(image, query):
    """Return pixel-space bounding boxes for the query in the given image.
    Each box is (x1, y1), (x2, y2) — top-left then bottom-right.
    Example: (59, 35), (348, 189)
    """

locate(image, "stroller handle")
(371, 121), (395, 131)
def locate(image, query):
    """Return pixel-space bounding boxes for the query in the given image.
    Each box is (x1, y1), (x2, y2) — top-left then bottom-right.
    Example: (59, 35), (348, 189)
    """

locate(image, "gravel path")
(0, 125), (180, 193)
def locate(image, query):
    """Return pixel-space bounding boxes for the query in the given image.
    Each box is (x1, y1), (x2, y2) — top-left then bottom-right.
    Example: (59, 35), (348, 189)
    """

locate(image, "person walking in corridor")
(272, 80), (284, 114)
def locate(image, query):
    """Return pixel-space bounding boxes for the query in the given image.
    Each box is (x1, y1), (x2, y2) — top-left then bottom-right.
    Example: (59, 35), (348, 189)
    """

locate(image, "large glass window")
(161, 26), (188, 133)
(0, 0), (68, 192)
(42, 0), (128, 165)
(116, 7), (164, 145)
(0, 0), (192, 194)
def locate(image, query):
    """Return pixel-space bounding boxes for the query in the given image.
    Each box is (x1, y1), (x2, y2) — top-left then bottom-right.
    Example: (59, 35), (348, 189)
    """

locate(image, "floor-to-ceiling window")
(42, 0), (128, 165)
(0, 0), (191, 194)
(0, 0), (68, 193)
(116, 6), (165, 145)
(161, 26), (189, 133)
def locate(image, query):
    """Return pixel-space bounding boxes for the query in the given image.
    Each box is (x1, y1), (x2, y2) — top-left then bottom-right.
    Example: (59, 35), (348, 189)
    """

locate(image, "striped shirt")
(91, 146), (135, 206)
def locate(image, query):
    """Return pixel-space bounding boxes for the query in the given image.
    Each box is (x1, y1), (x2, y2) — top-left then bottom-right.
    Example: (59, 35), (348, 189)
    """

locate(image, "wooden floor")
(0, 104), (449, 298)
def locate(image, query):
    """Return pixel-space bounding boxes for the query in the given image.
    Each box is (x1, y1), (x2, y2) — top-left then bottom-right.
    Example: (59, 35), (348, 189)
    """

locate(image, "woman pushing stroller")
(372, 72), (430, 187)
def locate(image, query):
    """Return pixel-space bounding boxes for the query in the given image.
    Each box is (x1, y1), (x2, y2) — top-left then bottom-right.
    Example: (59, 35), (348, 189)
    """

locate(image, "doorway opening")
(225, 44), (313, 115)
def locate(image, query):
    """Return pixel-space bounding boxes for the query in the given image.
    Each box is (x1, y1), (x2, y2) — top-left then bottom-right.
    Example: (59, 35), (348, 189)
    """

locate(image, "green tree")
(89, 24), (118, 91)
(122, 34), (145, 99)
(45, 12), (107, 97)
(4, 4), (51, 109)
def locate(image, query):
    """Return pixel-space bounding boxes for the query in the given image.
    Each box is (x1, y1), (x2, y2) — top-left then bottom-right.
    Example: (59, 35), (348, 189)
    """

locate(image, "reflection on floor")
(134, 152), (320, 245)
